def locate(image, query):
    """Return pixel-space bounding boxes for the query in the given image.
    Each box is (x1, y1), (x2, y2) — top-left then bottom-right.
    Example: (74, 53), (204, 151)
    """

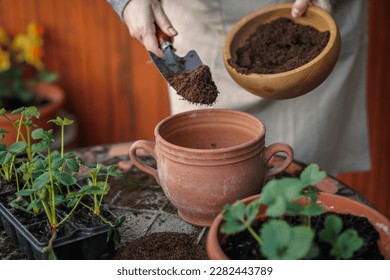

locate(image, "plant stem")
(58, 195), (84, 227)
(98, 174), (109, 209)
(41, 199), (53, 225)
(47, 148), (58, 227)
(60, 124), (65, 172)
(247, 225), (263, 245)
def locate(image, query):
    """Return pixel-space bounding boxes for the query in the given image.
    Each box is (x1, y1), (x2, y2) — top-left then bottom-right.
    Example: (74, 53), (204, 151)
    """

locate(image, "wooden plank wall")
(1, 0), (389, 219)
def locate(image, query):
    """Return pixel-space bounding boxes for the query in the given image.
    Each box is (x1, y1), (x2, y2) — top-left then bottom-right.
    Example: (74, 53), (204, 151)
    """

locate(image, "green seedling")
(319, 215), (364, 259)
(0, 106), (40, 160)
(221, 164), (364, 260)
(69, 162), (125, 243)
(1, 106), (125, 259)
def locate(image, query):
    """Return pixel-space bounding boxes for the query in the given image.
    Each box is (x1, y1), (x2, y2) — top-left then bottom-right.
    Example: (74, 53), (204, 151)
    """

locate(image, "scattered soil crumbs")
(168, 65), (219, 105)
(228, 17), (330, 74)
(114, 232), (207, 260)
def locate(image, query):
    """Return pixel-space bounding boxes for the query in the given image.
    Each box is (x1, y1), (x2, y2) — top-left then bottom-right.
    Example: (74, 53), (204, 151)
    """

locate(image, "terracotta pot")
(0, 83), (65, 146)
(207, 193), (390, 260)
(224, 3), (341, 99)
(129, 109), (293, 227)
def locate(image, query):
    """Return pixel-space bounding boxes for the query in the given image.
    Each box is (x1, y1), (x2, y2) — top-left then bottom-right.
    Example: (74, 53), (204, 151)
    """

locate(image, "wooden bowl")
(224, 3), (341, 99)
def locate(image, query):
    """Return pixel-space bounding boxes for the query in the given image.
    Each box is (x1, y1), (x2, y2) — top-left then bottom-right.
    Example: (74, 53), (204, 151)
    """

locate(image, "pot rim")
(154, 108), (265, 155)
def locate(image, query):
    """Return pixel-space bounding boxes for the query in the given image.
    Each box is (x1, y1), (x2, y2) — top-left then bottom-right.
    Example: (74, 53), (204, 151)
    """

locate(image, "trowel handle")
(155, 24), (173, 48)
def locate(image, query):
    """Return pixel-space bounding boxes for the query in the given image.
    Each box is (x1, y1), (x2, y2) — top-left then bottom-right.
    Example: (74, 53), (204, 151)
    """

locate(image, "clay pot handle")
(129, 140), (159, 183)
(262, 143), (294, 181)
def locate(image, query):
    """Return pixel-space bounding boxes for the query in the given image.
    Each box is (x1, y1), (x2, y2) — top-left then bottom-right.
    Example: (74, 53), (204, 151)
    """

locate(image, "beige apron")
(163, 0), (370, 175)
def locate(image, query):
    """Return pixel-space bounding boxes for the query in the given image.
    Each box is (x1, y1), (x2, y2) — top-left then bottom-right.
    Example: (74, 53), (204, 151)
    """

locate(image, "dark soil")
(222, 212), (384, 260)
(167, 65), (219, 105)
(65, 207), (113, 228)
(228, 17), (330, 74)
(0, 177), (18, 194)
(28, 221), (75, 243)
(114, 232), (207, 260)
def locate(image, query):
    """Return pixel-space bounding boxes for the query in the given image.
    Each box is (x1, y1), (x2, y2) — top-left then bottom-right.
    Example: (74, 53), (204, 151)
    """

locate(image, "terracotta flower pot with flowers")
(0, 22), (64, 146)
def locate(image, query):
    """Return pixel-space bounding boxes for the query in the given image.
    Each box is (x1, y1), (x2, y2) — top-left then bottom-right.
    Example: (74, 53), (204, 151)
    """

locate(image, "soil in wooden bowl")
(114, 232), (207, 260)
(228, 17), (330, 74)
(167, 65), (219, 105)
(221, 212), (384, 260)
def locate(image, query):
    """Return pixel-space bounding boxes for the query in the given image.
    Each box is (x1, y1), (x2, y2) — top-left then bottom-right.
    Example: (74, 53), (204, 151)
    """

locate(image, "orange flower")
(27, 22), (44, 37)
(25, 46), (44, 69)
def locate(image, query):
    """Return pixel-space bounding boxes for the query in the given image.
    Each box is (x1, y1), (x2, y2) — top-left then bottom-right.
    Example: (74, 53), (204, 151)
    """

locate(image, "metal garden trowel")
(148, 26), (203, 83)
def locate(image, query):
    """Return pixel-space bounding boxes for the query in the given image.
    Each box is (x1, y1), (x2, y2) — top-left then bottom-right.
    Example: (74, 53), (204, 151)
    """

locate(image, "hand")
(122, 0), (178, 57)
(292, 0), (333, 17)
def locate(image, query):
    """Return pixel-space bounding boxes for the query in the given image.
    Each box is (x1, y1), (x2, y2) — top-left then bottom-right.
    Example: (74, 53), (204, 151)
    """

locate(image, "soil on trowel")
(114, 232), (208, 260)
(228, 17), (330, 74)
(168, 65), (219, 105)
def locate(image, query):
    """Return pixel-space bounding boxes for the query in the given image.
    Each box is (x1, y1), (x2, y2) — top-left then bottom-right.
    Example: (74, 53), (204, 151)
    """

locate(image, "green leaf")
(65, 159), (79, 172)
(220, 199), (259, 235)
(260, 178), (305, 211)
(0, 143), (8, 151)
(16, 189), (36, 196)
(55, 194), (63, 205)
(55, 172), (77, 186)
(66, 197), (79, 207)
(260, 220), (314, 260)
(106, 165), (122, 177)
(265, 196), (286, 217)
(49, 116), (73, 126)
(75, 185), (103, 195)
(114, 215), (126, 227)
(9, 141), (27, 154)
(222, 202), (246, 222)
(0, 151), (11, 164)
(31, 128), (46, 140)
(300, 164), (326, 186)
(51, 157), (64, 170)
(220, 220), (247, 234)
(246, 199), (261, 224)
(27, 199), (43, 211)
(302, 203), (324, 217)
(319, 215), (343, 245)
(331, 229), (364, 259)
(33, 172), (51, 190)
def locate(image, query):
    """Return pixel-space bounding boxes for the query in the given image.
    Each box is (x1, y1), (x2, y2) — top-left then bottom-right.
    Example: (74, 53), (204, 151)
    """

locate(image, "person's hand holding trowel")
(123, 0), (177, 58)
(121, 0), (219, 105)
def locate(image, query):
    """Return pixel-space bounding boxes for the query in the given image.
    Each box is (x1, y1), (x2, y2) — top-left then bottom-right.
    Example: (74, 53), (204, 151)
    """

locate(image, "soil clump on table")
(114, 232), (207, 260)
(168, 65), (219, 105)
(228, 17), (330, 74)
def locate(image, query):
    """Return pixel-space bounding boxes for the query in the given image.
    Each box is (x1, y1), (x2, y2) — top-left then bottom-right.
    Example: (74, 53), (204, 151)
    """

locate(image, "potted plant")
(207, 164), (390, 260)
(0, 106), (125, 259)
(0, 22), (64, 146)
